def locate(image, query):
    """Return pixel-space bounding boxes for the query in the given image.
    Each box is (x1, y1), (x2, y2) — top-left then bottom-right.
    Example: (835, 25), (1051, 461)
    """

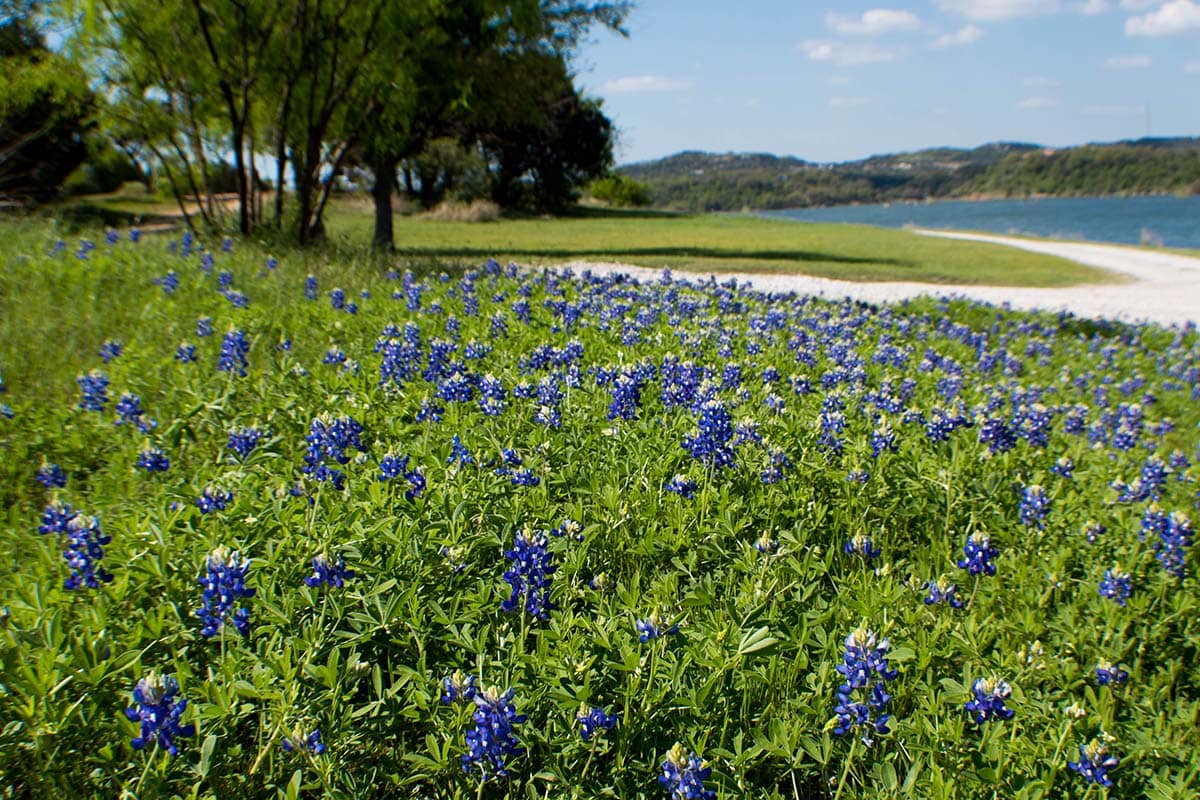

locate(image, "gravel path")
(549, 229), (1200, 327)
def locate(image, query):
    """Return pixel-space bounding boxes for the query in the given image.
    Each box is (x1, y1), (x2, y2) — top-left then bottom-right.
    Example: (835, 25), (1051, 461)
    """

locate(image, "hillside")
(620, 138), (1200, 211)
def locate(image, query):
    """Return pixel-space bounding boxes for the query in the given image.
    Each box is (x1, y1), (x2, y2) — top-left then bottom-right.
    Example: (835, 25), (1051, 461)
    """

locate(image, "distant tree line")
(0, 0), (630, 247)
(622, 142), (1200, 212)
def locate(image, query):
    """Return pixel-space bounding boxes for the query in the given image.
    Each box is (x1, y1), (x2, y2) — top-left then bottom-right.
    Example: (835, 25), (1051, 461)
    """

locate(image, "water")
(763, 195), (1200, 249)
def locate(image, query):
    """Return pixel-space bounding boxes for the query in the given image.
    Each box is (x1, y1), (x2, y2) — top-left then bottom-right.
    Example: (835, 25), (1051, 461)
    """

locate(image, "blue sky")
(575, 0), (1200, 164)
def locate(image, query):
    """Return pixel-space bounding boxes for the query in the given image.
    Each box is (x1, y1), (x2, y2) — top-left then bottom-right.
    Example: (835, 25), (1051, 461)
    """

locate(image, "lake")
(763, 195), (1200, 249)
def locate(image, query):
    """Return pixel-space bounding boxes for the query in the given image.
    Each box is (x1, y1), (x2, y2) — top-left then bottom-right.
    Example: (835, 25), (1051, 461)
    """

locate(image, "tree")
(0, 9), (93, 204)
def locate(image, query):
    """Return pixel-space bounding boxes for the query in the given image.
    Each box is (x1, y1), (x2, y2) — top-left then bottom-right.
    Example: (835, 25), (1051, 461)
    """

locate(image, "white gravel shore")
(548, 229), (1200, 327)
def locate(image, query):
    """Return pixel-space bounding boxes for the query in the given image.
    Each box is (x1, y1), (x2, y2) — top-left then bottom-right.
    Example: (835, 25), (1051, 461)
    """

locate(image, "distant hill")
(618, 138), (1200, 211)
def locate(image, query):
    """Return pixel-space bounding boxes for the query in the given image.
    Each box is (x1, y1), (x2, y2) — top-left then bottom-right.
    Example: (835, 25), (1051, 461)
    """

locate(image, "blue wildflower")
(378, 453), (425, 499)
(666, 474), (697, 499)
(62, 514), (113, 590)
(754, 531), (778, 554)
(577, 705), (618, 741)
(303, 414), (367, 489)
(461, 686), (526, 780)
(39, 500), (77, 535)
(1049, 456), (1074, 479)
(196, 317), (213, 337)
(1068, 738), (1119, 787)
(217, 328), (250, 376)
(923, 576), (964, 608)
(965, 677), (1015, 724)
(636, 611), (678, 643)
(175, 342), (197, 363)
(682, 399), (737, 470)
(501, 528), (556, 620)
(833, 625), (898, 744)
(441, 671), (478, 704)
(1095, 660), (1128, 686)
(77, 370), (109, 412)
(1019, 484), (1049, 529)
(658, 744), (716, 800)
(125, 673), (194, 757)
(36, 462), (67, 488)
(447, 434), (474, 467)
(305, 275), (318, 301)
(305, 554), (355, 588)
(844, 533), (881, 561)
(282, 729), (325, 755)
(99, 339), (123, 363)
(227, 426), (265, 460)
(1082, 520), (1105, 544)
(1098, 565), (1132, 606)
(957, 532), (998, 576)
(1154, 512), (1191, 579)
(196, 486), (233, 514)
(135, 446), (170, 473)
(197, 545), (255, 637)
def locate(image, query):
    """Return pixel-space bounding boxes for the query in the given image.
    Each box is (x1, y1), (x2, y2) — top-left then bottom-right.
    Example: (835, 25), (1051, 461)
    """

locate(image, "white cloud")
(1073, 0), (1110, 13)
(1017, 96), (1058, 109)
(829, 75), (853, 84)
(936, 0), (1060, 20)
(1186, 59), (1200, 72)
(800, 40), (902, 65)
(601, 75), (694, 93)
(1126, 0), (1200, 35)
(1120, 0), (1158, 9)
(1105, 54), (1152, 67)
(932, 24), (985, 46)
(825, 9), (922, 35)
(829, 96), (869, 108)
(1024, 75), (1061, 86)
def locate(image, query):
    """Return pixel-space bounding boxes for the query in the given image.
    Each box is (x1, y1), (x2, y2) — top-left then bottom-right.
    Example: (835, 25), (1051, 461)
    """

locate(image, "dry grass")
(419, 199), (502, 223)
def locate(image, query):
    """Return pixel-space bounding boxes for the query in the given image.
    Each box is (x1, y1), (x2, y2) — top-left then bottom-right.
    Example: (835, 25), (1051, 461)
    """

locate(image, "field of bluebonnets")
(1, 224), (1198, 800)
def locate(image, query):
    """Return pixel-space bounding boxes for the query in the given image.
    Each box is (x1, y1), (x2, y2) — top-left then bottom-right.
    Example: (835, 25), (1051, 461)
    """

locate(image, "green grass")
(324, 206), (1119, 287)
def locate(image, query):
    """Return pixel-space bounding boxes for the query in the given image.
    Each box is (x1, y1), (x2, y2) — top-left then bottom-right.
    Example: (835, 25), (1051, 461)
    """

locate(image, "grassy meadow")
(1, 218), (1197, 799)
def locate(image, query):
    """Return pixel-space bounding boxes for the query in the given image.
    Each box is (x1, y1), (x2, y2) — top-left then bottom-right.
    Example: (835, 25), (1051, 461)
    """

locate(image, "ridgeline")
(619, 137), (1200, 212)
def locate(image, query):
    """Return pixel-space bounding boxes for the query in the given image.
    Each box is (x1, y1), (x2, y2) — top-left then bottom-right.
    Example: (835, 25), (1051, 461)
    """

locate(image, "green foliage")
(0, 222), (1196, 798)
(62, 135), (146, 196)
(623, 141), (1200, 212)
(0, 15), (94, 203)
(588, 174), (652, 208)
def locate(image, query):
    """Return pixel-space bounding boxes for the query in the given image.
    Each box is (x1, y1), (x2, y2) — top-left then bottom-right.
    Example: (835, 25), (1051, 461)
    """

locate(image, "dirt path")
(549, 230), (1200, 327)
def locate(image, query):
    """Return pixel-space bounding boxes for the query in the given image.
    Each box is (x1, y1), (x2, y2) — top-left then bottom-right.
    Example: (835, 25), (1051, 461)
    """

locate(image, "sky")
(574, 0), (1200, 165)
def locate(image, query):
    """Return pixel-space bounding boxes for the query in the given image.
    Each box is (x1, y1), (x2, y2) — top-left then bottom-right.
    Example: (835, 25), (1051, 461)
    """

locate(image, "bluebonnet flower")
(477, 373), (506, 416)
(282, 729), (325, 755)
(305, 554), (355, 588)
(923, 576), (964, 608)
(754, 531), (778, 554)
(1139, 503), (1167, 541)
(870, 420), (898, 457)
(221, 236), (233, 253)
(658, 744), (716, 800)
(304, 275), (318, 301)
(965, 677), (1015, 724)
(125, 673), (194, 757)
(833, 625), (898, 744)
(378, 453), (425, 499)
(227, 426), (265, 460)
(129, 228), (141, 243)
(1098, 565), (1132, 606)
(1019, 484), (1049, 529)
(114, 393), (149, 428)
(441, 670), (478, 704)
(330, 287), (346, 310)
(105, 228), (120, 245)
(323, 346), (346, 366)
(844, 533), (881, 561)
(217, 328), (250, 376)
(461, 686), (527, 779)
(636, 611), (678, 643)
(39, 500), (77, 535)
(577, 705), (618, 741)
(222, 289), (249, 308)
(682, 400), (737, 470)
(135, 446), (170, 473)
(958, 532), (998, 576)
(607, 372), (644, 421)
(666, 474), (697, 499)
(978, 416), (1017, 454)
(99, 339), (123, 363)
(175, 342), (197, 363)
(266, 256), (277, 270)
(303, 414), (367, 489)
(501, 528), (556, 620)
(1095, 660), (1128, 686)
(196, 317), (213, 337)
(436, 371), (474, 403)
(77, 370), (109, 412)
(1082, 520), (1105, 544)
(1068, 738), (1119, 787)
(36, 462), (67, 488)
(0, 404), (10, 419)
(416, 398), (444, 423)
(218, 270), (233, 289)
(509, 468), (540, 487)
(447, 435), (474, 467)
(846, 468), (869, 484)
(197, 546), (255, 637)
(196, 486), (233, 514)
(1049, 456), (1074, 479)
(1154, 511), (1192, 579)
(62, 514), (113, 590)
(550, 519), (583, 541)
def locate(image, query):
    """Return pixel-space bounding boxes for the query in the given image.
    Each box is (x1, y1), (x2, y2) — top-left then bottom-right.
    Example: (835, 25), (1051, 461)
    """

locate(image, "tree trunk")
(371, 153), (397, 251)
